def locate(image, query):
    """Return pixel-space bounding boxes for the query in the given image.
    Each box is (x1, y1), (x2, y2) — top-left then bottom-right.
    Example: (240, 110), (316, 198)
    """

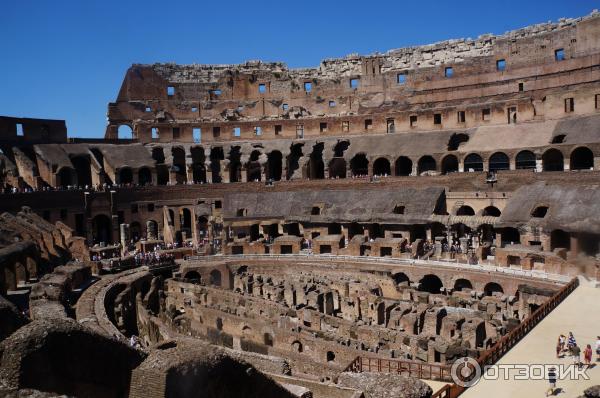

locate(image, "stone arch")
(484, 282), (504, 296)
(286, 143), (304, 180)
(350, 153), (369, 176)
(92, 214), (112, 244)
(171, 147), (187, 184)
(463, 153), (483, 172)
(328, 158), (346, 179)
(117, 124), (133, 139)
(14, 262), (27, 285)
(263, 332), (274, 347)
(417, 156), (436, 175)
(392, 272), (410, 286)
(456, 205), (475, 216)
(129, 221), (141, 240)
(395, 156), (413, 176)
(372, 157), (391, 176)
(118, 167), (133, 184)
(266, 150), (283, 181)
(138, 167), (152, 186)
(291, 340), (303, 353)
(453, 278), (473, 292)
(515, 150), (536, 170)
(418, 274), (443, 294)
(4, 264), (17, 291)
(210, 147), (224, 183)
(247, 150), (262, 182)
(570, 146), (594, 170)
(542, 148), (564, 171)
(489, 152), (509, 172)
(481, 206), (501, 217)
(71, 156), (92, 187)
(57, 167), (75, 188)
(209, 269), (222, 287)
(184, 271), (201, 283)
(441, 155), (459, 174)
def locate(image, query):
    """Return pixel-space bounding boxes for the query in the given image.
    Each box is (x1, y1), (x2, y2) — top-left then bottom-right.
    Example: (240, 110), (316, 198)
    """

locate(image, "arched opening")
(501, 227), (520, 246)
(263, 333), (274, 347)
(129, 221), (141, 241)
(138, 167), (152, 186)
(395, 156), (413, 176)
(15, 262), (27, 285)
(57, 167), (74, 188)
(347, 222), (363, 239)
(515, 150), (536, 170)
(292, 340), (303, 353)
(117, 125), (133, 139)
(441, 155), (459, 174)
(326, 351), (336, 362)
(350, 154), (369, 177)
(210, 147), (224, 183)
(210, 269), (222, 287)
(542, 149), (564, 171)
(418, 274), (443, 294)
(453, 279), (473, 292)
(191, 147), (206, 183)
(417, 156), (436, 175)
(266, 151), (283, 181)
(456, 205), (475, 216)
(152, 147), (165, 163)
(550, 229), (570, 251)
(247, 150), (262, 182)
(570, 147), (594, 170)
(328, 158), (346, 178)
(184, 271), (201, 283)
(372, 158), (391, 176)
(307, 143), (325, 179)
(484, 282), (504, 296)
(393, 272), (410, 286)
(92, 214), (112, 244)
(464, 153), (483, 172)
(489, 152), (509, 172)
(71, 156), (92, 187)
(286, 143), (304, 180)
(482, 206), (501, 217)
(226, 146), (242, 183)
(119, 167), (133, 184)
(171, 147), (187, 184)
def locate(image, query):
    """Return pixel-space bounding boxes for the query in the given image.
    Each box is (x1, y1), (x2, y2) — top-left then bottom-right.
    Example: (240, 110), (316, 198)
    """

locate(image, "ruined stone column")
(120, 223), (130, 255)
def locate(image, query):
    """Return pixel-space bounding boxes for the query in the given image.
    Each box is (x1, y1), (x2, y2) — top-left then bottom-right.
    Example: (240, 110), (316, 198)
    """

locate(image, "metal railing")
(344, 356), (453, 382)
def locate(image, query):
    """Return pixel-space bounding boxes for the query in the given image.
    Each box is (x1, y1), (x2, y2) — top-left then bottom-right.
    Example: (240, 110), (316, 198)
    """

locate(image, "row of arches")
(395, 273), (505, 296)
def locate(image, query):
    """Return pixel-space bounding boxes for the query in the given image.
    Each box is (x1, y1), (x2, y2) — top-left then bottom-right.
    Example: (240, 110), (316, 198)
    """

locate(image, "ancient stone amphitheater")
(1, 11), (600, 398)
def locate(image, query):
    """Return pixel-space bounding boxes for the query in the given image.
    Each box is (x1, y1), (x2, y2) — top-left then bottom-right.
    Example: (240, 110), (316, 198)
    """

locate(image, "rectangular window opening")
(386, 118), (395, 133)
(595, 94), (600, 109)
(193, 128), (202, 143)
(433, 113), (442, 125)
(274, 125), (282, 135)
(482, 108), (491, 121)
(254, 126), (262, 136)
(172, 127), (180, 139)
(233, 127), (241, 137)
(304, 82), (312, 92)
(328, 100), (336, 107)
(16, 123), (24, 136)
(364, 119), (372, 130)
(507, 106), (517, 124)
(319, 122), (328, 133)
(213, 126), (221, 137)
(555, 48), (565, 61)
(350, 78), (360, 89)
(282, 103), (289, 111)
(445, 67), (454, 78)
(258, 83), (266, 94)
(410, 115), (418, 127)
(397, 73), (406, 84)
(496, 59), (506, 71)
(145, 106), (152, 113)
(564, 98), (574, 113)
(296, 124), (304, 138)
(209, 89), (221, 97)
(151, 127), (159, 139)
(167, 86), (175, 96)
(518, 82), (524, 92)
(342, 121), (350, 132)
(457, 111), (466, 123)
(191, 107), (198, 112)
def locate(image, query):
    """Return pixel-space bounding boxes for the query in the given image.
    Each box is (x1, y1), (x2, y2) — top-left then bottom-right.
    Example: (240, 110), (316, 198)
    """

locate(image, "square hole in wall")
(172, 127), (180, 139)
(457, 111), (466, 123)
(215, 200), (222, 209)
(444, 67), (454, 78)
(329, 100), (336, 107)
(254, 126), (262, 136)
(433, 113), (442, 125)
(145, 106), (152, 112)
(482, 108), (491, 121)
(410, 115), (418, 127)
(259, 83), (266, 94)
(397, 73), (406, 84)
(555, 48), (565, 61)
(210, 89), (221, 97)
(16, 123), (24, 136)
(564, 98), (574, 113)
(518, 82), (524, 92)
(342, 121), (350, 132)
(233, 127), (241, 137)
(147, 203), (155, 212)
(191, 107), (198, 112)
(282, 103), (289, 111)
(595, 94), (600, 109)
(304, 82), (312, 92)
(320, 122), (328, 133)
(496, 59), (506, 71)
(193, 128), (201, 143)
(213, 126), (221, 137)
(274, 125), (282, 135)
(364, 119), (372, 130)
(350, 78), (360, 89)
(151, 127), (159, 139)
(296, 124), (304, 138)
(167, 86), (175, 96)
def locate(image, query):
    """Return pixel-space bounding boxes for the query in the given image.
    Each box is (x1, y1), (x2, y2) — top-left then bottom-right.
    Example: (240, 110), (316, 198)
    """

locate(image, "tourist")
(559, 334), (566, 353)
(556, 336), (562, 358)
(584, 344), (593, 367)
(570, 343), (581, 368)
(545, 366), (557, 397)
(567, 332), (576, 349)
(596, 336), (600, 361)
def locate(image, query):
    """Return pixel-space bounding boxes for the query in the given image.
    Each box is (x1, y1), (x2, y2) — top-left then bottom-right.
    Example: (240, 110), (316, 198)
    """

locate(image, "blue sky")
(1, 1), (597, 138)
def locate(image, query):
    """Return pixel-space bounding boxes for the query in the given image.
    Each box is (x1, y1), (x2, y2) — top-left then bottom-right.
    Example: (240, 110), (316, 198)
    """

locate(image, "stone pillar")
(535, 159), (543, 173)
(509, 157), (516, 171)
(458, 161), (464, 173)
(412, 163), (418, 177)
(120, 223), (130, 255)
(594, 156), (600, 171)
(434, 236), (445, 257)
